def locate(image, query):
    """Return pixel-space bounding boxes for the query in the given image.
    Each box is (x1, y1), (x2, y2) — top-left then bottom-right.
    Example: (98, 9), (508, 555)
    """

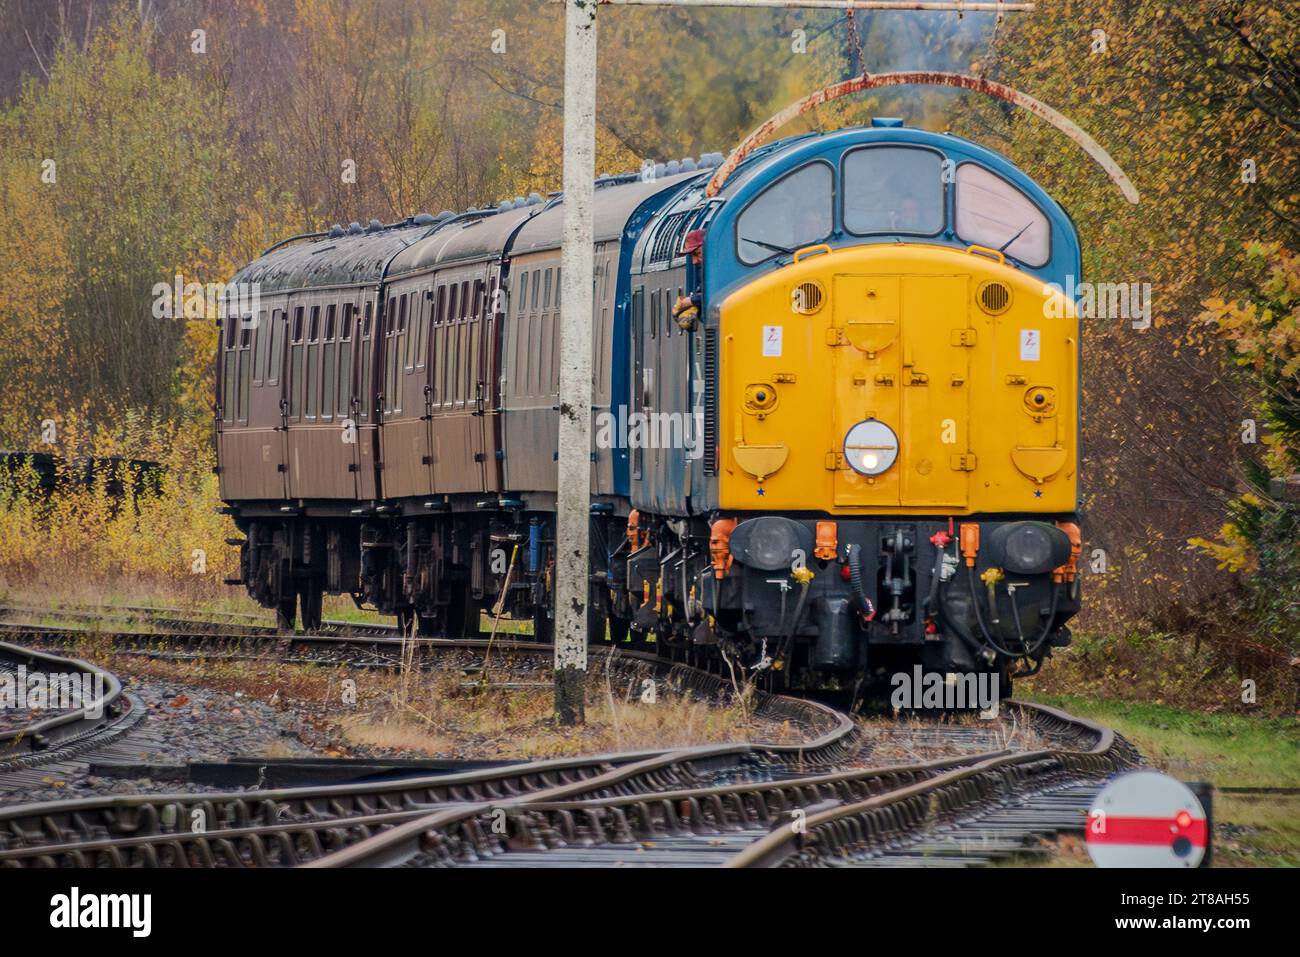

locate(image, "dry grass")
(44, 640), (789, 761)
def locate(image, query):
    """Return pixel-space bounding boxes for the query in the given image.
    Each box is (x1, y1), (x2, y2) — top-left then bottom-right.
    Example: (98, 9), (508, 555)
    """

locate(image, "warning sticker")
(1019, 329), (1041, 361)
(762, 325), (783, 357)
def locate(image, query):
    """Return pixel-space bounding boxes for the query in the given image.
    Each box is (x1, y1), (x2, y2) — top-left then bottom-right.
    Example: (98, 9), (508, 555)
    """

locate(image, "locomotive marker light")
(843, 419), (899, 475)
(1085, 770), (1209, 868)
(556, 0), (1040, 724)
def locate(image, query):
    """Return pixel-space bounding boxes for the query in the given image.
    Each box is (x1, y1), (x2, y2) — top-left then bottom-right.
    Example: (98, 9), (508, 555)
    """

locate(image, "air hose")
(846, 544), (875, 620)
(773, 576), (812, 667)
(1008, 579), (1062, 657)
(966, 564), (1028, 659)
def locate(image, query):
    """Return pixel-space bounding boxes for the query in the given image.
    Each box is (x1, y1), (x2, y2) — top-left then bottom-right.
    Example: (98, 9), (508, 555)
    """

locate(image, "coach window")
(221, 324), (236, 423)
(321, 304), (337, 421)
(551, 269), (563, 393)
(471, 280), (483, 368)
(735, 161), (833, 266)
(469, 279), (484, 397)
(306, 306), (320, 419)
(252, 310), (269, 386)
(359, 302), (373, 420)
(842, 146), (945, 236)
(954, 163), (1051, 267)
(400, 294), (414, 372)
(382, 297), (394, 415)
(337, 304), (353, 418)
(447, 283), (460, 405)
(459, 281), (471, 403)
(415, 290), (429, 370)
(268, 310), (284, 386)
(429, 286), (444, 403)
(237, 323), (252, 423)
(290, 307), (305, 418)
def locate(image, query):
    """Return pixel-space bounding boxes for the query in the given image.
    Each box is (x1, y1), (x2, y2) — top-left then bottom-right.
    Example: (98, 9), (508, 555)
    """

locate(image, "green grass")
(1026, 694), (1300, 787)
(1024, 693), (1300, 867)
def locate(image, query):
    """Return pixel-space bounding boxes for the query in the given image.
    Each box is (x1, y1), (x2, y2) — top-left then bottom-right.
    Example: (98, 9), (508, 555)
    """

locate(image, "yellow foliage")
(0, 410), (237, 594)
(1188, 524), (1256, 574)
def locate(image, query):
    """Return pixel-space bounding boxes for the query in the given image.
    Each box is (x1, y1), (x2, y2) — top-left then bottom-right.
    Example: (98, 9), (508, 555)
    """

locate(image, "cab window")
(954, 163), (1050, 267)
(842, 146), (945, 236)
(735, 162), (833, 266)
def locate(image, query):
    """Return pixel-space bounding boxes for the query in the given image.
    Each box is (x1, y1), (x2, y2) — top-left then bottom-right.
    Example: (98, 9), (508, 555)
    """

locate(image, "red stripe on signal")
(1087, 816), (1207, 847)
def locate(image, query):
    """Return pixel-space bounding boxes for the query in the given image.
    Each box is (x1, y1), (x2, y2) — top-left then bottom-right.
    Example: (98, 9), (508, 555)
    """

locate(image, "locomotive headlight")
(843, 419), (899, 476)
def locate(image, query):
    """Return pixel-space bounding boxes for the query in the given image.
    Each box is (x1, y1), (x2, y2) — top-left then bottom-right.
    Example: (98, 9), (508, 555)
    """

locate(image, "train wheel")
(587, 596), (607, 642)
(532, 605), (554, 644)
(299, 582), (323, 632)
(443, 583), (475, 639)
(998, 663), (1015, 701)
(608, 615), (630, 644)
(396, 607), (415, 635)
(275, 593), (297, 632)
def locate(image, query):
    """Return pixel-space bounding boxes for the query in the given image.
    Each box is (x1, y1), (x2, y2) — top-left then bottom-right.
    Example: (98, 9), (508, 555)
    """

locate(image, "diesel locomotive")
(216, 118), (1082, 693)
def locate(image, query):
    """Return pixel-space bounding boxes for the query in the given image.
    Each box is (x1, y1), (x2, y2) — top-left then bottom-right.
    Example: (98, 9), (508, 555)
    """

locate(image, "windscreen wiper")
(999, 221), (1033, 253)
(741, 236), (795, 255)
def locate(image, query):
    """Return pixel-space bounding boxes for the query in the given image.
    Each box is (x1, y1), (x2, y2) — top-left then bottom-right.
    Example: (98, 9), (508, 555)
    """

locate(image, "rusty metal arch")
(705, 71), (1140, 204)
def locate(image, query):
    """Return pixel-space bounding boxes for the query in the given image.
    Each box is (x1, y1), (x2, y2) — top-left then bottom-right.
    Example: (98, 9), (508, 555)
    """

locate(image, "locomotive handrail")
(965, 244), (1007, 265)
(705, 71), (1140, 205)
(792, 243), (832, 263)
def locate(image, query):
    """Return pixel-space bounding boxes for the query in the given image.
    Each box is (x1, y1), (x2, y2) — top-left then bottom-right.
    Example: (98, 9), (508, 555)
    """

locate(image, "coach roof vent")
(366, 218), (382, 232)
(328, 224), (344, 238)
(436, 210), (456, 221)
(412, 212), (435, 225)
(347, 222), (363, 235)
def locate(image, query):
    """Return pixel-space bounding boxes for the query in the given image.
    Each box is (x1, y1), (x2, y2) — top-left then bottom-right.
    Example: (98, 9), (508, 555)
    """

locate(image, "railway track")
(0, 683), (856, 867)
(312, 700), (1137, 868)
(728, 703), (1139, 868)
(0, 641), (135, 771)
(0, 602), (1141, 868)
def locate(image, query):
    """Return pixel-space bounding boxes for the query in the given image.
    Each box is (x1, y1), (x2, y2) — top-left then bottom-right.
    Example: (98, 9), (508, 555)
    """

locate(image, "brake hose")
(966, 564), (1027, 659)
(1008, 579), (1062, 657)
(846, 544), (876, 620)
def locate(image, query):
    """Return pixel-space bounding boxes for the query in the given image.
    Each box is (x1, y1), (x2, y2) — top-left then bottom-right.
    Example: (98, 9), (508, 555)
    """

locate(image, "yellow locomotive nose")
(718, 243), (1077, 516)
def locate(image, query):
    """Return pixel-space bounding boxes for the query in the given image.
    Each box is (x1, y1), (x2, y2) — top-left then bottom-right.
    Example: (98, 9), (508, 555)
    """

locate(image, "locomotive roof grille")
(648, 210), (693, 265)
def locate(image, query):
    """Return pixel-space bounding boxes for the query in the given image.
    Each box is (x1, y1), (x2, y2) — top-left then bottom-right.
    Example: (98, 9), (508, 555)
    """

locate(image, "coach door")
(479, 266), (504, 493)
(351, 299), (379, 500)
(379, 287), (430, 499)
(429, 271), (488, 494)
(264, 307), (289, 500)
